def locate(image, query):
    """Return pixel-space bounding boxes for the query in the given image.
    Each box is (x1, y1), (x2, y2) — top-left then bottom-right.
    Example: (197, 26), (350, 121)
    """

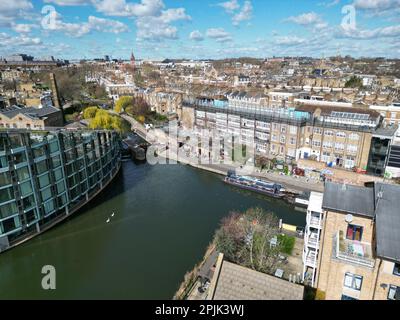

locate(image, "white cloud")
(135, 7), (190, 41)
(0, 0), (33, 27)
(337, 24), (400, 39)
(232, 1), (253, 26)
(217, 0), (240, 13)
(189, 30), (204, 41)
(92, 0), (164, 17)
(274, 36), (306, 46)
(44, 0), (91, 5)
(206, 28), (233, 42)
(43, 11), (129, 37)
(353, 0), (400, 16)
(0, 32), (41, 47)
(285, 12), (322, 25)
(11, 23), (37, 33)
(217, 0), (253, 26)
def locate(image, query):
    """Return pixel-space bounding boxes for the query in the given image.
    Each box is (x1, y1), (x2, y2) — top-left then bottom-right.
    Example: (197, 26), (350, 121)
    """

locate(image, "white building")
(303, 192), (324, 287)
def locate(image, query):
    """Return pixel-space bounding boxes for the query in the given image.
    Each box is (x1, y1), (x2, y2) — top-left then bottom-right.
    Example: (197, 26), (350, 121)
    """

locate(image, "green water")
(0, 161), (305, 299)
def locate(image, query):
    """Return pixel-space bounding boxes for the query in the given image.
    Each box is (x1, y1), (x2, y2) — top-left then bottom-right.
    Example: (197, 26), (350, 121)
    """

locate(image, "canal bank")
(0, 161), (305, 299)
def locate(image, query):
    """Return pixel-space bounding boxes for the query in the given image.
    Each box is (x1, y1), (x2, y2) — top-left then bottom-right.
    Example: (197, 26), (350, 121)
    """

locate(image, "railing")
(334, 232), (375, 268)
(308, 216), (323, 229)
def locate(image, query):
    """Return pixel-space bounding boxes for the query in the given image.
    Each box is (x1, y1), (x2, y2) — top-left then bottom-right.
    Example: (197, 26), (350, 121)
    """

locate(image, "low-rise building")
(0, 106), (64, 130)
(313, 182), (400, 300)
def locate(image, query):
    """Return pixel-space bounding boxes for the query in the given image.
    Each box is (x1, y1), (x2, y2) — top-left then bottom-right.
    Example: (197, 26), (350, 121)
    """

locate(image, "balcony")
(308, 215), (323, 229)
(304, 249), (317, 268)
(372, 147), (388, 156)
(333, 231), (375, 268)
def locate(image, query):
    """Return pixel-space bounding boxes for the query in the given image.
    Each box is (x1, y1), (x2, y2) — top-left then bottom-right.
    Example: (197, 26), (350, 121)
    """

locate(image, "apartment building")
(181, 95), (392, 173)
(314, 182), (400, 300)
(370, 102), (400, 129)
(0, 129), (121, 252)
(0, 106), (64, 130)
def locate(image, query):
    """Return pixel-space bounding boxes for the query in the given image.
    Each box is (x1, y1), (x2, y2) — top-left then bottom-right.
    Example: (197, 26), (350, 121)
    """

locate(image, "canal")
(0, 161), (305, 299)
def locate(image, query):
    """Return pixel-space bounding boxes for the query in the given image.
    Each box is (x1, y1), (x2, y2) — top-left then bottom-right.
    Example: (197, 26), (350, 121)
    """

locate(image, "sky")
(0, 0), (399, 60)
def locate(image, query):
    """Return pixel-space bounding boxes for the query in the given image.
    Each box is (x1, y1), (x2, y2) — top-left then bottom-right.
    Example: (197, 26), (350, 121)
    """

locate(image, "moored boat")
(224, 171), (286, 198)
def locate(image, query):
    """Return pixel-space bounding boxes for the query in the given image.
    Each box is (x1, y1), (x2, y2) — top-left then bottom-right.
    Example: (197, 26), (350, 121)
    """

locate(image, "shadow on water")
(0, 160), (305, 300)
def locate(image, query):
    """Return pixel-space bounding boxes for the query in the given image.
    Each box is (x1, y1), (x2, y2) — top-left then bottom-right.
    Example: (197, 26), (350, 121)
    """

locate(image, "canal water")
(0, 161), (305, 299)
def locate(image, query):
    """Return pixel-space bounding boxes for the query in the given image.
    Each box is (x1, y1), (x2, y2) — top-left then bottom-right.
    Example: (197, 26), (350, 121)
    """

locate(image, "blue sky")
(0, 0), (399, 60)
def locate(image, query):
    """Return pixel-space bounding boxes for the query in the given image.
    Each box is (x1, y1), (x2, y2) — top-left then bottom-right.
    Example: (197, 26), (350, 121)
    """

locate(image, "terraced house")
(0, 129), (121, 252)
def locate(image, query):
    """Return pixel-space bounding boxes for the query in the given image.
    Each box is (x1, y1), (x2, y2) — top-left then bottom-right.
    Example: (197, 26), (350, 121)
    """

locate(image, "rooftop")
(323, 181), (400, 263)
(212, 261), (304, 300)
(375, 183), (400, 262)
(322, 182), (375, 218)
(0, 106), (60, 120)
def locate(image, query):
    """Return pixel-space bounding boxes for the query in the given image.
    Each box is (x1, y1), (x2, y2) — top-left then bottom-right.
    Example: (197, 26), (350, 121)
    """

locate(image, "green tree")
(345, 76), (363, 88)
(83, 106), (99, 119)
(115, 96), (133, 113)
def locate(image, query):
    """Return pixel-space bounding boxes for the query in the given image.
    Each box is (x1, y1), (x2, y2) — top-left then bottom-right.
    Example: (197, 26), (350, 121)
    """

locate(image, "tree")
(83, 106), (99, 119)
(115, 96), (133, 113)
(345, 76), (363, 88)
(214, 208), (283, 274)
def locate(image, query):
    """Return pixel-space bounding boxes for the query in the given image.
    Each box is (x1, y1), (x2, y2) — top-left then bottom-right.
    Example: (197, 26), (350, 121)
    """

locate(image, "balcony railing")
(308, 216), (323, 229)
(333, 231), (375, 268)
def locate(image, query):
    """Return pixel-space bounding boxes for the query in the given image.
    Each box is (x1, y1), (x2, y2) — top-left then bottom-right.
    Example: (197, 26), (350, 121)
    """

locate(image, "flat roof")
(308, 192), (324, 213)
(213, 261), (304, 300)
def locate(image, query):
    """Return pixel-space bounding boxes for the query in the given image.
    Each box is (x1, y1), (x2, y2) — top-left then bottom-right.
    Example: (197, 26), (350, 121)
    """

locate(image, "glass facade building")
(0, 129), (121, 251)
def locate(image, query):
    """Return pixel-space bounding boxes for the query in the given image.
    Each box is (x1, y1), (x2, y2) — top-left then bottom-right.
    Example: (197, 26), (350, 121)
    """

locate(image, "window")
(335, 143), (345, 151)
(35, 160), (48, 175)
(290, 137), (296, 145)
(2, 217), (16, 234)
(271, 134), (278, 142)
(0, 187), (13, 203)
(347, 145), (358, 153)
(20, 181), (33, 197)
(324, 130), (334, 136)
(17, 167), (30, 181)
(323, 141), (333, 149)
(394, 263), (400, 276)
(0, 202), (18, 219)
(346, 224), (363, 241)
(313, 140), (321, 147)
(388, 285), (400, 300)
(314, 128), (322, 135)
(336, 132), (346, 138)
(345, 156), (355, 169)
(322, 152), (331, 162)
(280, 135), (286, 144)
(38, 174), (50, 189)
(0, 156), (8, 169)
(349, 133), (359, 141)
(290, 126), (297, 134)
(341, 295), (358, 300)
(0, 172), (11, 187)
(344, 273), (363, 291)
(13, 152), (27, 165)
(281, 126), (286, 134)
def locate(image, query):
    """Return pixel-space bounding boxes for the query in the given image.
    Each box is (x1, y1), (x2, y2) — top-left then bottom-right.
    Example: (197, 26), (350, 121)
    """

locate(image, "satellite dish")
(345, 214), (353, 223)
